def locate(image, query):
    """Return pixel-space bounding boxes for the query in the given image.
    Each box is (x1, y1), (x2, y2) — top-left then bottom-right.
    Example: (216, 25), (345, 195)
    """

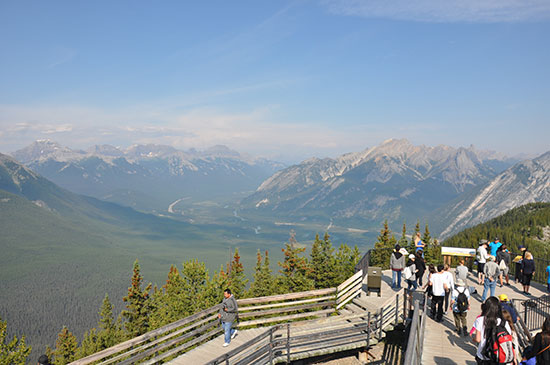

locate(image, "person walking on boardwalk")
(390, 244), (406, 289)
(449, 278), (470, 336)
(477, 240), (489, 285)
(415, 250), (426, 286)
(430, 264), (447, 322)
(521, 252), (535, 295)
(443, 264), (455, 312)
(471, 297), (515, 365)
(404, 254), (418, 291)
(481, 255), (502, 302)
(497, 245), (511, 286)
(218, 288), (238, 347)
(455, 259), (468, 283)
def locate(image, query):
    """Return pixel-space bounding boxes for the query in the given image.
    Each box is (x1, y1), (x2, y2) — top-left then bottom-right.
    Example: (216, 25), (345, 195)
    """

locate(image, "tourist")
(443, 264), (455, 312)
(390, 244), (405, 289)
(498, 294), (518, 324)
(415, 250), (426, 286)
(546, 262), (550, 293)
(455, 259), (468, 283)
(414, 232), (425, 254)
(430, 264), (447, 322)
(424, 264), (436, 299)
(471, 297), (514, 364)
(404, 254), (418, 291)
(521, 252), (535, 295)
(497, 244), (511, 286)
(218, 288), (238, 347)
(477, 240), (488, 285)
(502, 309), (521, 364)
(489, 237), (502, 257)
(449, 278), (470, 336)
(481, 255), (502, 302)
(530, 316), (550, 363)
(516, 245), (528, 283)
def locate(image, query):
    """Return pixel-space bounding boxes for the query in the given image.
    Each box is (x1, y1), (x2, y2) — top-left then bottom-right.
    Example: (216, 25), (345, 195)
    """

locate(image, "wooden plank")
(236, 288), (336, 305)
(239, 309), (334, 327)
(240, 301), (335, 319)
(238, 295), (335, 312)
(337, 270), (363, 292)
(336, 282), (362, 309)
(336, 276), (362, 302)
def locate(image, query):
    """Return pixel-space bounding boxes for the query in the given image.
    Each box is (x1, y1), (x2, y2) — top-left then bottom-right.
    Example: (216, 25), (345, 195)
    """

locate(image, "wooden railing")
(70, 287), (338, 364)
(403, 291), (428, 365)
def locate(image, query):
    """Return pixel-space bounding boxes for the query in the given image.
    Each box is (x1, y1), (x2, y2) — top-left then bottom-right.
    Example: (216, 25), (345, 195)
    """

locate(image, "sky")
(1, 0), (549, 163)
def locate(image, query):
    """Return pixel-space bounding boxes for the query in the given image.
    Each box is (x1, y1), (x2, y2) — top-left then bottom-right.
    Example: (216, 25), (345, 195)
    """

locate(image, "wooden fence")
(70, 273), (358, 365)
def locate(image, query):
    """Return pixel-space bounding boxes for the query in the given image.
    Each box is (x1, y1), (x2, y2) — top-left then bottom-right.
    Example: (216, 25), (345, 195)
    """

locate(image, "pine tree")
(225, 248), (248, 298)
(334, 244), (360, 283)
(52, 326), (78, 365)
(202, 265), (228, 308)
(398, 221), (409, 247)
(370, 220), (397, 269)
(410, 220), (421, 252)
(278, 230), (314, 293)
(309, 233), (337, 288)
(122, 260), (153, 337)
(248, 250), (275, 297)
(181, 259), (210, 311)
(0, 316), (31, 365)
(150, 265), (187, 329)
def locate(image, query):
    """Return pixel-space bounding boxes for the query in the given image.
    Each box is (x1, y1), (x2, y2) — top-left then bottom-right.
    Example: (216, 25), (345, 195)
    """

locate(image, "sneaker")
(223, 342), (229, 347)
(231, 330), (238, 339)
(462, 327), (468, 336)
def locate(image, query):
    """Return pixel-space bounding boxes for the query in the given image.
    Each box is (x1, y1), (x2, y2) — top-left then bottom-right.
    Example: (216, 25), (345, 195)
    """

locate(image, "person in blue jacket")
(489, 237), (502, 257)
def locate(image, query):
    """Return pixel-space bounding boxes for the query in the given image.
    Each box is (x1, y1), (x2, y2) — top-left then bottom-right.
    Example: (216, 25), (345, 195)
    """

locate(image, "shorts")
(478, 262), (485, 274)
(523, 273), (533, 286)
(501, 266), (509, 277)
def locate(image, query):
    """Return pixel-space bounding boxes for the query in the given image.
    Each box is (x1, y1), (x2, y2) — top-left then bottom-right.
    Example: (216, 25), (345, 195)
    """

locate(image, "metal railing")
(508, 253), (550, 286)
(512, 295), (550, 333)
(403, 291), (428, 365)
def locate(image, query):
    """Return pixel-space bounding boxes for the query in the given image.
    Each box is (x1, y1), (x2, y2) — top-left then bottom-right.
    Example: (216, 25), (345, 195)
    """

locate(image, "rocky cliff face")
(242, 139), (516, 227)
(439, 151), (550, 238)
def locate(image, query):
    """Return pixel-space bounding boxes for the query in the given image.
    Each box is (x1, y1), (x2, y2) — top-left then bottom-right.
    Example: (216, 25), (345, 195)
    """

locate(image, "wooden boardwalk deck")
(421, 270), (547, 365)
(169, 270), (398, 365)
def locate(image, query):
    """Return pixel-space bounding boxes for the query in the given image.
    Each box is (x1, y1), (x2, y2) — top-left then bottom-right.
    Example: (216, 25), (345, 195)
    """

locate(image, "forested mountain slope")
(443, 202), (550, 258)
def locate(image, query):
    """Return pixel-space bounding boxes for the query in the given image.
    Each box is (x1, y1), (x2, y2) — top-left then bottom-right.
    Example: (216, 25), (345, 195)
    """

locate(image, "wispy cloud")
(323, 0), (550, 23)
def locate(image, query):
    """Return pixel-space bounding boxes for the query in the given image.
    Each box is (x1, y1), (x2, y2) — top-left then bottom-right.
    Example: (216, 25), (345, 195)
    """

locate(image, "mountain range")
(240, 139), (522, 229)
(12, 140), (284, 212)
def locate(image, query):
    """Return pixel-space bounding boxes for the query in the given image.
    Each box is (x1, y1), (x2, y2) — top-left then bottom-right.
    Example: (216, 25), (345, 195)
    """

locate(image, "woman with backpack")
(404, 254), (418, 291)
(471, 297), (516, 365)
(449, 278), (470, 336)
(530, 316), (550, 364)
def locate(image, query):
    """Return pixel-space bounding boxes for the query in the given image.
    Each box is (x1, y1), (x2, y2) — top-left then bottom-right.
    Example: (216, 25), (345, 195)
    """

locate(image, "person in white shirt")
(430, 264), (448, 322)
(477, 240), (488, 285)
(471, 297), (514, 364)
(443, 264), (455, 312)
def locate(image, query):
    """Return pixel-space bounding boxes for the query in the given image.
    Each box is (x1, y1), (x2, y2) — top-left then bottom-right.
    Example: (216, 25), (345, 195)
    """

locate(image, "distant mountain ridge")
(439, 151), (550, 238)
(241, 139), (518, 228)
(12, 140), (284, 211)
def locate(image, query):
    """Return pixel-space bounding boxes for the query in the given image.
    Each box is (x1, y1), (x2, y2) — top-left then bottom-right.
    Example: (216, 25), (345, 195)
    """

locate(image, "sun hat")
(498, 294), (509, 302)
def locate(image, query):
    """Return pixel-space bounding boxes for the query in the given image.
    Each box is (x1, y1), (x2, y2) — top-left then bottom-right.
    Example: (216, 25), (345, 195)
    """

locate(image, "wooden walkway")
(169, 270), (398, 365)
(421, 270), (547, 365)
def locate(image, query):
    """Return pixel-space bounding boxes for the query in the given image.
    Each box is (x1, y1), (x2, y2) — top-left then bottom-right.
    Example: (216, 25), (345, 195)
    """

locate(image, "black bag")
(456, 289), (468, 313)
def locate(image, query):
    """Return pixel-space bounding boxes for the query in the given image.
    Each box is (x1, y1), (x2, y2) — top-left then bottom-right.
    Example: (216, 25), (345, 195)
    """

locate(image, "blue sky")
(1, 0), (549, 162)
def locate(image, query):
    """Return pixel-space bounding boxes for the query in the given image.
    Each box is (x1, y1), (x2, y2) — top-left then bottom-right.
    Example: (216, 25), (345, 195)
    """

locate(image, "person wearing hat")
(390, 244), (406, 289)
(498, 294), (518, 324)
(449, 278), (470, 336)
(477, 240), (488, 285)
(516, 245), (527, 283)
(404, 254), (419, 291)
(489, 237), (502, 257)
(481, 255), (502, 301)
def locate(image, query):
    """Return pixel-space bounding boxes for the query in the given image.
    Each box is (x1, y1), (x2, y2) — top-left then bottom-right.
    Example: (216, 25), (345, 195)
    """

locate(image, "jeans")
(391, 270), (402, 288)
(221, 321), (235, 344)
(407, 279), (418, 291)
(481, 278), (496, 302)
(431, 295), (444, 321)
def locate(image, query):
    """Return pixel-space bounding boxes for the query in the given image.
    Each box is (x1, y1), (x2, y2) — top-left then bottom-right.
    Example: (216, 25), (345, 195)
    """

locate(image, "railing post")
(367, 312), (371, 349)
(225, 353), (229, 365)
(403, 290), (407, 321)
(269, 329), (274, 365)
(379, 307), (383, 340)
(395, 294), (399, 325)
(286, 323), (291, 364)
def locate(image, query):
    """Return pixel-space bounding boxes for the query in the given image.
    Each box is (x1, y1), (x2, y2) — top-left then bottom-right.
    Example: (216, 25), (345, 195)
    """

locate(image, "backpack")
(456, 289), (468, 313)
(483, 322), (515, 364)
(403, 266), (412, 280)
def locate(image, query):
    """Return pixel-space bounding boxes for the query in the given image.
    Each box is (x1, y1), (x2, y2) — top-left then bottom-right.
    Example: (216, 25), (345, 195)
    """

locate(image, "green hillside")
(443, 202), (550, 258)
